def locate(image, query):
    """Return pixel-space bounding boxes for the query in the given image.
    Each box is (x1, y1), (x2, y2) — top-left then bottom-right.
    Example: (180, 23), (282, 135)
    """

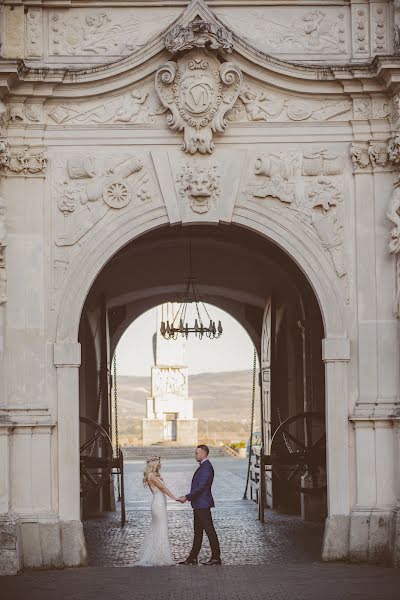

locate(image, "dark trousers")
(189, 508), (220, 560)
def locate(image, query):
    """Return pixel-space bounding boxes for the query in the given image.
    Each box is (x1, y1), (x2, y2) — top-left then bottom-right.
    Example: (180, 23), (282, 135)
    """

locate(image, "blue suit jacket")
(186, 459), (215, 509)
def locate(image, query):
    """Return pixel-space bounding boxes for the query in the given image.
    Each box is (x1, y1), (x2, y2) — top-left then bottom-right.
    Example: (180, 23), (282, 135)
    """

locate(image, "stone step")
(121, 445), (233, 460)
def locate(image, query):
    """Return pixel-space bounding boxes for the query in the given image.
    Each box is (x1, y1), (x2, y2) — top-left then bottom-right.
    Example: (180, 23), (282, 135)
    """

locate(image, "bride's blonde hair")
(143, 455), (161, 487)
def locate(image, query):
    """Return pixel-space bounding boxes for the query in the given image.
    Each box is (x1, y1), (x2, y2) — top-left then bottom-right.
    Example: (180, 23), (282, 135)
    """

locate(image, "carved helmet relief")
(156, 19), (243, 154)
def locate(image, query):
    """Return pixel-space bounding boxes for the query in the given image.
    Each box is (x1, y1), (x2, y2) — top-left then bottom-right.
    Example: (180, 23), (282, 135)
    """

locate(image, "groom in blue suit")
(178, 445), (221, 565)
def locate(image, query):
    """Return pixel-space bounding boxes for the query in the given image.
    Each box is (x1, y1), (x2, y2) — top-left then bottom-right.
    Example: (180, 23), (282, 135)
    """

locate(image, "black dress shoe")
(201, 558), (222, 566)
(178, 558), (198, 565)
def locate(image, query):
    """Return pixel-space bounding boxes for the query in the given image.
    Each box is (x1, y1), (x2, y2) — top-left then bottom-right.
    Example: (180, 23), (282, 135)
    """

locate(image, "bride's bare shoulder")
(148, 473), (162, 485)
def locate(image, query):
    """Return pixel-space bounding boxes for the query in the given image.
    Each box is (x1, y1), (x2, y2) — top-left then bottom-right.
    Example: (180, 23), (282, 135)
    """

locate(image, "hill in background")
(115, 370), (260, 444)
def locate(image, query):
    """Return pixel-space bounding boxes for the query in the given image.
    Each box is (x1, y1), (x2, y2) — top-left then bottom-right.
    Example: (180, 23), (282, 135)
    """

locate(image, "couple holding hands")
(137, 445), (221, 567)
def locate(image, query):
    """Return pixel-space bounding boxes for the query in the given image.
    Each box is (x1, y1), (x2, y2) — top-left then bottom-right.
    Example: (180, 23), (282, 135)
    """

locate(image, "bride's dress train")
(136, 485), (174, 566)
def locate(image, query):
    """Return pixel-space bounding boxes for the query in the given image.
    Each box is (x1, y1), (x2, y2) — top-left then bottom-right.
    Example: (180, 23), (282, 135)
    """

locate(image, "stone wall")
(0, 0), (399, 573)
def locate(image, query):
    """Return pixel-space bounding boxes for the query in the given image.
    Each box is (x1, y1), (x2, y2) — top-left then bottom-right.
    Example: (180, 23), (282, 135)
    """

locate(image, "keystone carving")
(155, 49), (242, 154)
(176, 160), (220, 213)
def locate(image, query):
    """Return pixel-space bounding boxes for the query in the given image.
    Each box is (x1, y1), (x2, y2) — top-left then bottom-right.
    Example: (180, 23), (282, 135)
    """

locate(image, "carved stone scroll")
(155, 49), (242, 154)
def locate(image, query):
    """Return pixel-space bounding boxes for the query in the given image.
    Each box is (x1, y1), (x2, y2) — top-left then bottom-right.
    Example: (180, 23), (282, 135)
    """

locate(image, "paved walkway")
(3, 563), (399, 600)
(84, 457), (324, 565)
(2, 458), (399, 599)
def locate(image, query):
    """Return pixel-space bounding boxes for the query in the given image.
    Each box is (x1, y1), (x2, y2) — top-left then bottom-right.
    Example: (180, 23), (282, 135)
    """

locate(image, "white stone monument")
(142, 304), (198, 445)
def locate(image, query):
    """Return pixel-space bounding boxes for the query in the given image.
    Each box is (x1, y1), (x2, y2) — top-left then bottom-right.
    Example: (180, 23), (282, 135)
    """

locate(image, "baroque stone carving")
(368, 143), (389, 169)
(350, 143), (370, 171)
(165, 19), (233, 53)
(176, 160), (220, 213)
(230, 85), (351, 124)
(302, 149), (343, 176)
(0, 140), (10, 168)
(155, 49), (242, 154)
(387, 177), (400, 255)
(388, 134), (400, 165)
(50, 9), (175, 56)
(8, 103), (41, 123)
(351, 140), (394, 171)
(0, 196), (6, 304)
(386, 177), (400, 317)
(0, 146), (47, 176)
(238, 89), (285, 121)
(48, 89), (153, 125)
(372, 98), (390, 119)
(395, 1), (400, 54)
(246, 148), (347, 285)
(252, 154), (296, 204)
(216, 7), (347, 55)
(307, 178), (346, 278)
(353, 98), (372, 120)
(54, 154), (153, 246)
(372, 5), (386, 53)
(26, 8), (43, 58)
(352, 6), (369, 54)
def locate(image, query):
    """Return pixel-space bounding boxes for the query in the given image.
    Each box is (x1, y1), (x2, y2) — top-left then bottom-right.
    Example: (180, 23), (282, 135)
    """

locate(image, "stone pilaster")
(321, 337), (351, 561)
(54, 342), (88, 567)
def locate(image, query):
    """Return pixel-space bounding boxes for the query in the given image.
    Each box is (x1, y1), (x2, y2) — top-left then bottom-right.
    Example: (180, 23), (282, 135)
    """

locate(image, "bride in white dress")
(136, 455), (177, 566)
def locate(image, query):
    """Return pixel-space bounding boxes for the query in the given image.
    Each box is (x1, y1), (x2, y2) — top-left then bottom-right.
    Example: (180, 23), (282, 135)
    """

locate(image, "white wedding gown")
(136, 483), (175, 566)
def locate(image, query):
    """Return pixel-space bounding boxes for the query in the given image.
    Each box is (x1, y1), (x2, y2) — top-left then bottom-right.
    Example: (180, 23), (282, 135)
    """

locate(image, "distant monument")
(142, 303), (198, 445)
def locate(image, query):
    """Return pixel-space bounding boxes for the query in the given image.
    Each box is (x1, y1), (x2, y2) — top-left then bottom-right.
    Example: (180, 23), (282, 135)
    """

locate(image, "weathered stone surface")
(39, 523), (63, 569)
(20, 522), (42, 568)
(60, 521), (88, 567)
(322, 516), (349, 561)
(349, 514), (372, 563)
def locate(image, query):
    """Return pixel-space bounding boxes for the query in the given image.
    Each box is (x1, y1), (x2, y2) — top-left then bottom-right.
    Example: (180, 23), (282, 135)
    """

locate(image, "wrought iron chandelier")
(160, 243), (223, 341)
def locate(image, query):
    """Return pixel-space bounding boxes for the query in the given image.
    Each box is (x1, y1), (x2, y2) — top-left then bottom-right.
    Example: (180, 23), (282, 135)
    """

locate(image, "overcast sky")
(116, 304), (256, 376)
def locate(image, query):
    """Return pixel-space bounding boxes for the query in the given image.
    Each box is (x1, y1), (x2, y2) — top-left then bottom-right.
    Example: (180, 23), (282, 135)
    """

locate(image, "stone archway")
(54, 201), (350, 565)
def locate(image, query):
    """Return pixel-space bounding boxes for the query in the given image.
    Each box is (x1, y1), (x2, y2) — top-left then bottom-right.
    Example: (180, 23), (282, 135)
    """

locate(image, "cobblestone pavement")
(3, 564), (399, 600)
(3, 458), (399, 599)
(84, 457), (324, 566)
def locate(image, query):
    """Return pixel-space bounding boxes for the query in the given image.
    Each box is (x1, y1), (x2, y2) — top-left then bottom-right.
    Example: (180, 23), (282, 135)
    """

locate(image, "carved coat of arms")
(155, 49), (242, 154)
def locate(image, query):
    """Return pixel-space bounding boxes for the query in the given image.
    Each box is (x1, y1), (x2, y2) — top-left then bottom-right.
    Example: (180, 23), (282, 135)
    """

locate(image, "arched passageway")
(77, 223), (331, 564)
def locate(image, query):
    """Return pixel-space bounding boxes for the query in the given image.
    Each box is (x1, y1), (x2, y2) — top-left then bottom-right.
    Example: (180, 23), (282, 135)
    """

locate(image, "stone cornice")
(0, 0), (400, 99)
(0, 0), (352, 5)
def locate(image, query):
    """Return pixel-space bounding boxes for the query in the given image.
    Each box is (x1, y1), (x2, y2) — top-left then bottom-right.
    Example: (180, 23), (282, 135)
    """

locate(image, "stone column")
(54, 342), (87, 567)
(321, 336), (351, 561)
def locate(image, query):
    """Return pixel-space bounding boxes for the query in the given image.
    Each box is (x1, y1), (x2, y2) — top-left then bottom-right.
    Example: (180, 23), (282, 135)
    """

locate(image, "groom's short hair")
(197, 444), (209, 455)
